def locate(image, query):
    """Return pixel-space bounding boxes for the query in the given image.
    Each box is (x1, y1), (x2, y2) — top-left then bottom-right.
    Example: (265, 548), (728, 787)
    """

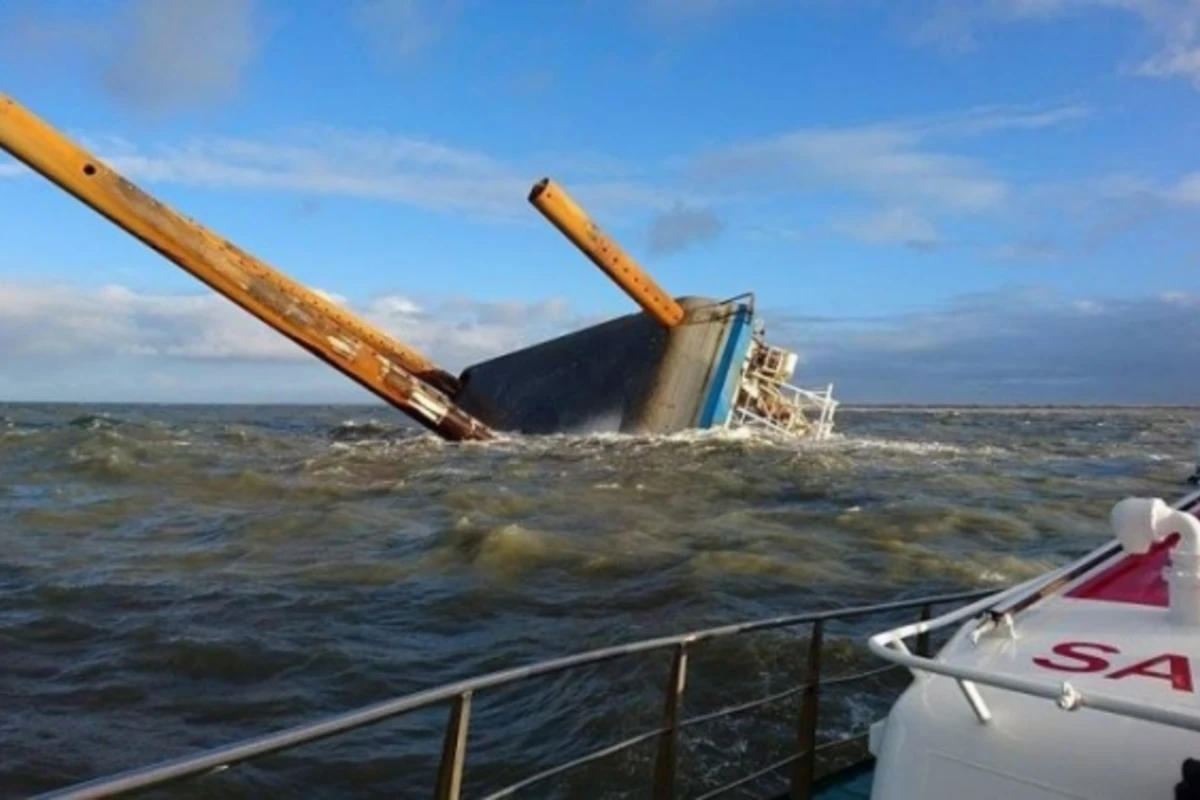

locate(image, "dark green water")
(1, 404), (1195, 798)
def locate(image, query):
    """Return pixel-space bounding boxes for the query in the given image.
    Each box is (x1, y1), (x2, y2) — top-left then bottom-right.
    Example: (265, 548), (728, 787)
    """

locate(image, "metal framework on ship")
(34, 590), (995, 799)
(724, 329), (838, 441)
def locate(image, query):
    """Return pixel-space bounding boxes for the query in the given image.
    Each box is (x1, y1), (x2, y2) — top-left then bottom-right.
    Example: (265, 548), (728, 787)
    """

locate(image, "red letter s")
(1033, 641), (1118, 673)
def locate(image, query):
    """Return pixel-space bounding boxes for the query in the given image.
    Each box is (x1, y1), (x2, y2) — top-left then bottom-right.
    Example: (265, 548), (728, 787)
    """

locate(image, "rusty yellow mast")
(528, 178), (685, 328)
(0, 94), (493, 442)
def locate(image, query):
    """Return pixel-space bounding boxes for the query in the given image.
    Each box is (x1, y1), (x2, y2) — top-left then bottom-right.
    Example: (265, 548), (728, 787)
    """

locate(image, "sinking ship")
(9, 94), (1200, 800)
(0, 95), (837, 443)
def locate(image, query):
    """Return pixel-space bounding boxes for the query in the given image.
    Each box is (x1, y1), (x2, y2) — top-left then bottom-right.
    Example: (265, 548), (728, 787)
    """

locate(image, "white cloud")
(684, 104), (1087, 256)
(775, 286), (1200, 404)
(106, 0), (260, 112)
(362, 292), (577, 367)
(5, 126), (687, 221)
(0, 160), (25, 178)
(1134, 45), (1200, 85)
(21, 99), (1160, 259)
(1021, 170), (1200, 247)
(1162, 289), (1195, 305)
(912, 103), (1091, 136)
(0, 282), (299, 362)
(912, 0), (1200, 88)
(0, 93), (1158, 260)
(351, 0), (460, 62)
(0, 90), (1097, 252)
(369, 295), (422, 316)
(690, 123), (1007, 214)
(0, 282), (580, 384)
(832, 207), (942, 250)
(1167, 171), (1200, 204)
(1, 0), (262, 113)
(313, 289), (350, 306)
(687, 104), (1083, 219)
(986, 237), (1063, 263)
(646, 202), (724, 255)
(4, 280), (1196, 405)
(88, 127), (528, 218)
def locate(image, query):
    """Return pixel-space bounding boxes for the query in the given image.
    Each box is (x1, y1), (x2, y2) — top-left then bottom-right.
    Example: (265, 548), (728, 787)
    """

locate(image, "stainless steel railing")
(869, 491), (1200, 734)
(35, 588), (999, 799)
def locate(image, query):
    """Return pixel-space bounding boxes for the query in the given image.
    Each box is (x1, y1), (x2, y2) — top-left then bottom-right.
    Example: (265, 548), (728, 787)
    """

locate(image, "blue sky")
(1, 0), (1198, 404)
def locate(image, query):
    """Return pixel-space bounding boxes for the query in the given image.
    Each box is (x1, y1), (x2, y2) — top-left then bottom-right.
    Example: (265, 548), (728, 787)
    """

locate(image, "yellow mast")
(528, 178), (686, 328)
(0, 94), (493, 441)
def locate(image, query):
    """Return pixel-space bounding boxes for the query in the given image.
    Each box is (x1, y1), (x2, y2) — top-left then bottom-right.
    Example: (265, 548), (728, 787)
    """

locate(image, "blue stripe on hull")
(697, 303), (754, 428)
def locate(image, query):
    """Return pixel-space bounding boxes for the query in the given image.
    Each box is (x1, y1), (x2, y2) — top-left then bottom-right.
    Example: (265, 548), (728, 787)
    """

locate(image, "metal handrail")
(35, 588), (998, 800)
(869, 489), (1200, 735)
(869, 578), (1200, 733)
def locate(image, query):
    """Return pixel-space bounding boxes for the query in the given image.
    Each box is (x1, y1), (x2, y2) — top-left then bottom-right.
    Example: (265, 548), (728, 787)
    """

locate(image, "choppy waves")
(0, 403), (1197, 797)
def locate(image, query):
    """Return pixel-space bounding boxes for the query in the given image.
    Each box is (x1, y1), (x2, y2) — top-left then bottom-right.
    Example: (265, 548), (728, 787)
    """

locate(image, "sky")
(0, 0), (1198, 405)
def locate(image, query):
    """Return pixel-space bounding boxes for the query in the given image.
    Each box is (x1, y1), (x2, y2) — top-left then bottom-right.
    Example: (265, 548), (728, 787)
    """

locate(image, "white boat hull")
(869, 489), (1200, 799)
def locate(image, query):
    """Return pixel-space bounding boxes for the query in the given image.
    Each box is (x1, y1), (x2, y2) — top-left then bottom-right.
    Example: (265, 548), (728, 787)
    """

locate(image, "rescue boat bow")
(867, 488), (1200, 799)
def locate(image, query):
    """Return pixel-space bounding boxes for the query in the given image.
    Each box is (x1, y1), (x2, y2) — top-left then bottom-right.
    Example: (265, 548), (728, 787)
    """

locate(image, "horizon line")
(3, 399), (1197, 410)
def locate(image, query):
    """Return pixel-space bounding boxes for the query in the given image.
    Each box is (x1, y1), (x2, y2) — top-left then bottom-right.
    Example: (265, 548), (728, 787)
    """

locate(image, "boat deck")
(866, 490), (1200, 799)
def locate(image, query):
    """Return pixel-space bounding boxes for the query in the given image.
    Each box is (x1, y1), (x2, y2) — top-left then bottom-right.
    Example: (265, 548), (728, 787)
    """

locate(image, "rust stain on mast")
(0, 94), (492, 441)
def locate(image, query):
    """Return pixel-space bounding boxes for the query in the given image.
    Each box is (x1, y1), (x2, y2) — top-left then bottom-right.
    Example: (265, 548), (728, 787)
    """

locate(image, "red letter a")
(1108, 654), (1195, 693)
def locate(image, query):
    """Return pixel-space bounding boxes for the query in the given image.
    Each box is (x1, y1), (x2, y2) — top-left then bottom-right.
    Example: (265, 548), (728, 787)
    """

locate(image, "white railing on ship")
(727, 383), (838, 441)
(32, 589), (994, 800)
(807, 383), (838, 439)
(868, 488), (1200, 735)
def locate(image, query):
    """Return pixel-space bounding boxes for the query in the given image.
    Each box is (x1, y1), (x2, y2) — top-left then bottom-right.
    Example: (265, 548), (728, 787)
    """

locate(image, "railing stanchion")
(916, 604), (932, 658)
(434, 692), (472, 800)
(653, 643), (690, 800)
(30, 589), (999, 800)
(791, 619), (824, 799)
